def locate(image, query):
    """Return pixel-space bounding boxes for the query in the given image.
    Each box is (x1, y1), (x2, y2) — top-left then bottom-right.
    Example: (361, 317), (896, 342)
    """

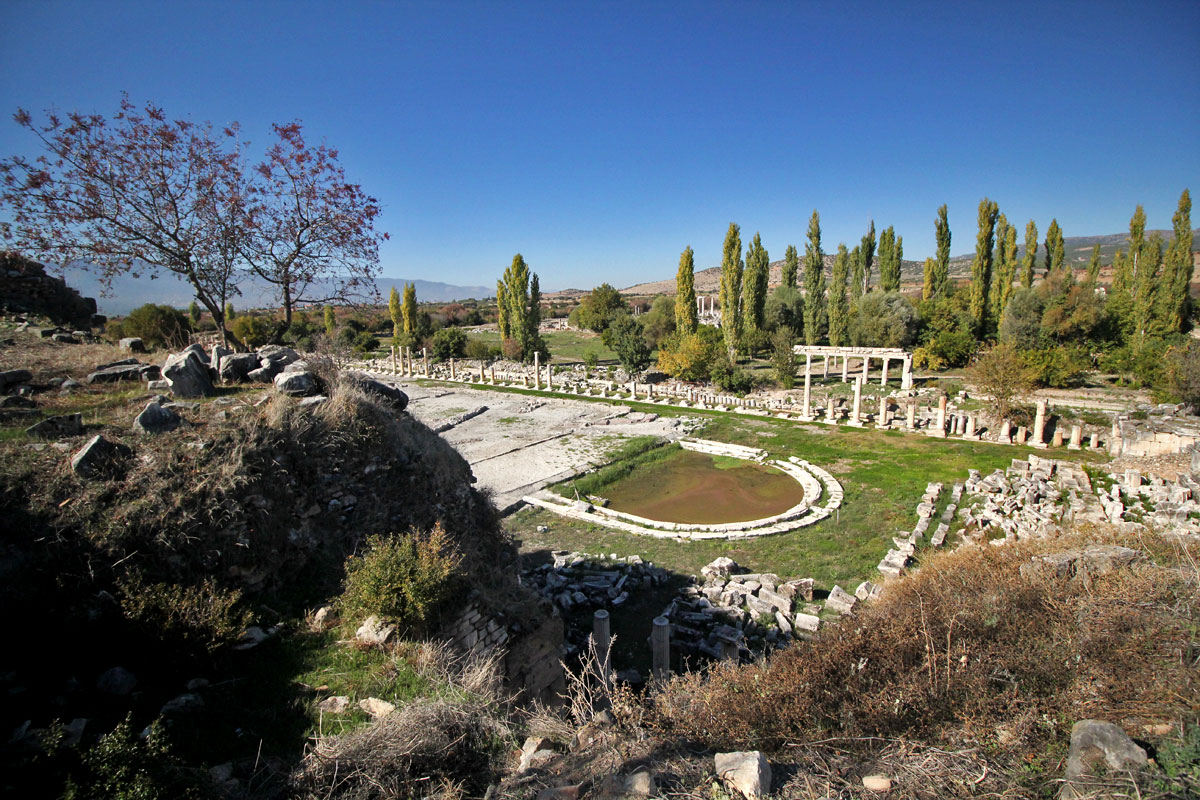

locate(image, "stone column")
(390, 345), (397, 374)
(801, 371), (812, 420)
(1032, 400), (1047, 448)
(423, 348), (429, 376)
(1068, 424), (1083, 450)
(631, 380), (637, 399)
(862, 355), (870, 382)
(490, 366), (496, 383)
(1015, 426), (1027, 444)
(480, 364), (485, 383)
(823, 355), (829, 378)
(1089, 433), (1100, 449)
(1109, 421), (1123, 457)
(877, 395), (888, 427)
(999, 419), (1011, 442)
(533, 352), (541, 390)
(841, 355), (849, 383)
(880, 357), (889, 387)
(546, 365), (553, 391)
(805, 353), (812, 379)
(906, 402), (916, 430)
(930, 395), (947, 437)
(1051, 428), (1064, 448)
(594, 610), (611, 691)
(450, 358), (456, 380)
(651, 616), (670, 681)
(901, 357), (913, 390)
(826, 396), (837, 424)
(849, 377), (863, 426)
(964, 414), (976, 438)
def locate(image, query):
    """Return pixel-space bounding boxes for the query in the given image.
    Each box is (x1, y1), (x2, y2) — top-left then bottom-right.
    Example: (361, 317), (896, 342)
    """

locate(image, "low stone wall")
(445, 599), (565, 704)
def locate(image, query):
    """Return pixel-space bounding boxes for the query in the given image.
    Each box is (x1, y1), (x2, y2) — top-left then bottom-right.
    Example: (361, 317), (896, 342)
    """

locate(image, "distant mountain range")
(60, 266), (493, 316)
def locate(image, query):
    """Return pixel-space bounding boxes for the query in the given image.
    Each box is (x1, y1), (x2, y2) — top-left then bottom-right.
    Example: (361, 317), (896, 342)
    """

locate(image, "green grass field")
(466, 327), (626, 364)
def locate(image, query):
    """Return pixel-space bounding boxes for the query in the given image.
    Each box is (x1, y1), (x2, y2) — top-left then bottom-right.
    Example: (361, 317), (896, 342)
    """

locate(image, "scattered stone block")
(355, 615), (395, 646)
(27, 413), (83, 439)
(1060, 720), (1147, 799)
(357, 697), (395, 718)
(316, 696), (349, 713)
(825, 585), (857, 614)
(132, 400), (181, 435)
(162, 350), (215, 397)
(118, 337), (146, 353)
(714, 751), (772, 800)
(274, 370), (320, 397)
(71, 434), (132, 477)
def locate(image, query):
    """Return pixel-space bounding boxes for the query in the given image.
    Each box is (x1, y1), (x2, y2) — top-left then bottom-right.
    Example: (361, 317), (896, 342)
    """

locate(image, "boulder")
(355, 615), (395, 646)
(162, 350), (215, 397)
(246, 364), (280, 383)
(701, 557), (742, 580)
(132, 400), (181, 435)
(95, 666), (137, 696)
(316, 696), (350, 714)
(1026, 546), (1143, 581)
(0, 395), (35, 409)
(358, 697), (395, 719)
(118, 337), (146, 353)
(275, 370), (320, 397)
(210, 344), (233, 367)
(862, 774), (892, 793)
(160, 693), (204, 715)
(257, 345), (300, 368)
(1060, 720), (1147, 799)
(88, 362), (160, 384)
(825, 585), (857, 615)
(70, 435), (132, 477)
(219, 353), (260, 383)
(344, 372), (409, 410)
(27, 413), (83, 439)
(714, 751), (771, 799)
(0, 369), (33, 393)
(52, 332), (79, 344)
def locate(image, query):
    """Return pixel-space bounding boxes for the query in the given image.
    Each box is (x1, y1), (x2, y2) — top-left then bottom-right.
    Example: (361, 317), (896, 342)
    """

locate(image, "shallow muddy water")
(603, 449), (805, 524)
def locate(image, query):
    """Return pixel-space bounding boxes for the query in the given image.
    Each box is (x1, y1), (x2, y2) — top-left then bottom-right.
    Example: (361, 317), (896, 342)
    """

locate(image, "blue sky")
(2, 0), (1198, 291)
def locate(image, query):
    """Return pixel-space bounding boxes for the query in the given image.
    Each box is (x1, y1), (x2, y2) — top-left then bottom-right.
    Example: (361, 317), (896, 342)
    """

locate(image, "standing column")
(1032, 400), (1048, 448)
(490, 365), (496, 383)
(849, 377), (863, 426)
(805, 353), (812, 378)
(876, 395), (888, 427)
(862, 355), (870, 382)
(880, 357), (889, 387)
(480, 363), (486, 383)
(422, 348), (429, 376)
(930, 396), (947, 437)
(906, 402), (916, 430)
(841, 354), (849, 383)
(902, 357), (913, 390)
(651, 616), (670, 681)
(391, 345), (397, 374)
(964, 414), (976, 438)
(1109, 420), (1122, 456)
(826, 396), (837, 424)
(594, 610), (612, 692)
(801, 370), (812, 420)
(999, 419), (1012, 442)
(533, 352), (541, 390)
(450, 358), (456, 380)
(1068, 424), (1083, 450)
(823, 355), (830, 378)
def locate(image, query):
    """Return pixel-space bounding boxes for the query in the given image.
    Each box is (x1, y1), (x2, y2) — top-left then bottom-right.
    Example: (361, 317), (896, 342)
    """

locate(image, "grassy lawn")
(466, 327), (623, 364)
(508, 410), (1108, 593)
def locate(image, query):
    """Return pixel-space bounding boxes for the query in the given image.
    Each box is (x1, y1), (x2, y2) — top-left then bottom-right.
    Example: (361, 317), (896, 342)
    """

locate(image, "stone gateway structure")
(791, 345), (914, 391)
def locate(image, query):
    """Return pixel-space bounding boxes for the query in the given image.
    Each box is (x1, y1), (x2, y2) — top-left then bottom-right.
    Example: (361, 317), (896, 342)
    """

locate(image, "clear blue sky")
(2, 0), (1198, 291)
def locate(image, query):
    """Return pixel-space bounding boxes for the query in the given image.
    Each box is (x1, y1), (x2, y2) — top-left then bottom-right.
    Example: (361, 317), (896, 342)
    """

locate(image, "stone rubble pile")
(657, 557), (877, 663)
(878, 481), (950, 577)
(1098, 469), (1200, 534)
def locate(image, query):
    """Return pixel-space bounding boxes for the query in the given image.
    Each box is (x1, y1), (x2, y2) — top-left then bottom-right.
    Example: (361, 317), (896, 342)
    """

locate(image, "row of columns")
(799, 351), (913, 390)
(696, 295), (718, 315)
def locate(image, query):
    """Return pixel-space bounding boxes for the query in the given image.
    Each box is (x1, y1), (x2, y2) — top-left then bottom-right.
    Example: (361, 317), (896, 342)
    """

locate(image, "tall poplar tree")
(674, 245), (698, 334)
(1044, 219), (1065, 277)
(497, 254), (545, 360)
(1163, 188), (1193, 332)
(922, 257), (937, 301)
(803, 211), (826, 345)
(742, 232), (769, 341)
(719, 223), (744, 358)
(828, 243), (850, 346)
(1021, 220), (1038, 288)
(860, 221), (876, 294)
(782, 244), (799, 288)
(877, 226), (898, 292)
(990, 214), (1011, 323)
(992, 216), (1019, 323)
(933, 204), (951, 300)
(969, 198), (999, 335)
(1085, 244), (1102, 287)
(850, 245), (865, 301)
(388, 285), (402, 338)
(401, 283), (417, 336)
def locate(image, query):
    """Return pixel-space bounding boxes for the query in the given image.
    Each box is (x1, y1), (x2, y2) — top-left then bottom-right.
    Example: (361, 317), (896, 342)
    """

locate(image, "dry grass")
(646, 526), (1199, 792)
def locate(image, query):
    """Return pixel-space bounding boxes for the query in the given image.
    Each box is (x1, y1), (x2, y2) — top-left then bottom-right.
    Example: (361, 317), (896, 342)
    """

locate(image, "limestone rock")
(71, 434), (132, 477)
(355, 615), (395, 646)
(219, 353), (261, 383)
(257, 345), (300, 368)
(1061, 720), (1147, 799)
(714, 751), (771, 799)
(862, 774), (892, 792)
(345, 371), (409, 410)
(95, 666), (137, 695)
(0, 368), (33, 393)
(825, 585), (857, 615)
(309, 605), (336, 632)
(246, 364), (279, 383)
(162, 350), (215, 397)
(132, 400), (181, 435)
(358, 697), (395, 718)
(274, 370), (320, 397)
(118, 337), (146, 353)
(316, 696), (350, 714)
(1028, 546), (1143, 581)
(87, 362), (160, 384)
(624, 770), (656, 797)
(701, 557), (741, 580)
(27, 413), (83, 439)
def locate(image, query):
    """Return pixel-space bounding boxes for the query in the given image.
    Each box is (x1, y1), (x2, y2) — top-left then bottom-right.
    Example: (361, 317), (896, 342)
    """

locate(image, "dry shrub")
(117, 575), (251, 657)
(294, 700), (510, 800)
(649, 527), (1199, 755)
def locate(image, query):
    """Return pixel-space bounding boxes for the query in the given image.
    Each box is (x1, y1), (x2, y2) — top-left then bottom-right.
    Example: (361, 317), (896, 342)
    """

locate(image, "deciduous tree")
(781, 244), (799, 289)
(496, 254), (546, 362)
(859, 221), (876, 295)
(1021, 220), (1038, 288)
(803, 211), (826, 345)
(388, 286), (402, 338)
(742, 232), (769, 339)
(402, 283), (417, 337)
(878, 226), (900, 292)
(931, 204), (951, 300)
(828, 243), (850, 346)
(969, 198), (999, 335)
(1162, 188), (1193, 332)
(719, 223), (744, 358)
(850, 245), (864, 301)
(1043, 219), (1064, 278)
(674, 245), (698, 334)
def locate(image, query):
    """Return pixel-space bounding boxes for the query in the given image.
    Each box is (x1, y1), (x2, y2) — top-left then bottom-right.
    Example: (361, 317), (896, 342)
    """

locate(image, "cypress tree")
(742, 232), (769, 340)
(527, 272), (543, 357)
(895, 236), (903, 286)
(402, 283), (417, 336)
(1085, 243), (1102, 287)
(922, 257), (936, 301)
(1044, 219), (1065, 277)
(850, 245), (864, 301)
(496, 281), (510, 339)
(861, 221), (876, 294)
(877, 226), (897, 292)
(933, 204), (951, 300)
(782, 244), (799, 289)
(999, 222), (1019, 319)
(719, 223), (744, 358)
(1021, 220), (1038, 288)
(969, 198), (999, 335)
(1163, 188), (1193, 331)
(803, 211), (826, 345)
(388, 286), (402, 338)
(828, 243), (850, 346)
(990, 214), (1011, 323)
(674, 245), (698, 334)
(323, 305), (336, 336)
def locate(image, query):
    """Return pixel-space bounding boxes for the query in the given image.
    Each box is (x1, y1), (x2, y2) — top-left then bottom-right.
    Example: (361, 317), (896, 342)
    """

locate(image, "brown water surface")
(603, 449), (806, 524)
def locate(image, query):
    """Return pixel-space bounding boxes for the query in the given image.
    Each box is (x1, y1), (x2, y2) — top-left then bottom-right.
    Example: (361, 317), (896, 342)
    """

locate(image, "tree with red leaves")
(241, 122), (386, 325)
(0, 96), (246, 343)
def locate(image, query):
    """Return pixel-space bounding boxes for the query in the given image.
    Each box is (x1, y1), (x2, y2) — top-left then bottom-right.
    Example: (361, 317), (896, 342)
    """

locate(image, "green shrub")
(431, 327), (468, 361)
(464, 337), (493, 361)
(1023, 345), (1091, 388)
(353, 330), (380, 354)
(115, 304), (192, 350)
(64, 716), (196, 800)
(230, 315), (277, 348)
(339, 527), (462, 634)
(711, 359), (755, 395)
(117, 577), (251, 657)
(582, 350), (599, 370)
